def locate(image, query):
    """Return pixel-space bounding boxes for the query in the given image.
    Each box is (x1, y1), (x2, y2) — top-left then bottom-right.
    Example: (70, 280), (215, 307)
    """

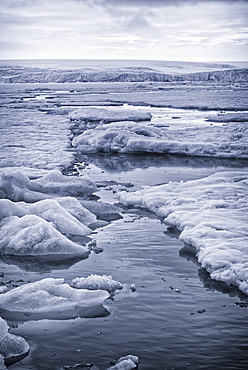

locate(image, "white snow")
(72, 275), (123, 293)
(0, 278), (110, 320)
(0, 317), (29, 364)
(72, 120), (248, 158)
(119, 171), (248, 294)
(0, 170), (97, 202)
(69, 107), (152, 122)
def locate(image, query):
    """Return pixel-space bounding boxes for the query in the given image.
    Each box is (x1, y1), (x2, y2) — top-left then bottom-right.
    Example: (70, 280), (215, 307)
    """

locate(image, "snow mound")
(119, 171), (248, 295)
(0, 170), (97, 202)
(56, 197), (97, 226)
(0, 214), (90, 256)
(0, 317), (29, 365)
(72, 120), (248, 158)
(72, 275), (123, 293)
(0, 278), (110, 321)
(69, 107), (152, 123)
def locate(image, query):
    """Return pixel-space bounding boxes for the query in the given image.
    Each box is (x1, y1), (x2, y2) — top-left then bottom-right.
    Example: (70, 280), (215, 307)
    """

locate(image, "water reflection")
(0, 254), (89, 273)
(75, 153), (248, 173)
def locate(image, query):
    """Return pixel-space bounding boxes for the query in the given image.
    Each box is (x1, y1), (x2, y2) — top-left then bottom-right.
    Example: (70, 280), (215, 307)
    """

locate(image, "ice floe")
(0, 278), (110, 321)
(119, 171), (248, 295)
(0, 170), (97, 202)
(0, 317), (29, 366)
(72, 275), (123, 293)
(107, 355), (139, 370)
(72, 120), (248, 158)
(69, 107), (152, 123)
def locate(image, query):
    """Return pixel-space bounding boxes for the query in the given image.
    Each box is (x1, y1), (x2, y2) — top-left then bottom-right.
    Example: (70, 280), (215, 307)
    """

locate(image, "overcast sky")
(0, 0), (247, 61)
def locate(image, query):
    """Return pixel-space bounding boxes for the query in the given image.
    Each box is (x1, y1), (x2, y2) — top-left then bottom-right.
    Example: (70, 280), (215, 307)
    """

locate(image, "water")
(0, 78), (248, 370)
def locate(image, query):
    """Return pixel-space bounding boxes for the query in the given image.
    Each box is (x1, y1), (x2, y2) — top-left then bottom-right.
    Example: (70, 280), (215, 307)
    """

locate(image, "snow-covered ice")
(0, 214), (90, 256)
(0, 278), (110, 321)
(69, 107), (152, 123)
(0, 170), (97, 202)
(119, 171), (248, 294)
(107, 355), (139, 370)
(72, 275), (123, 293)
(72, 120), (248, 158)
(0, 317), (29, 365)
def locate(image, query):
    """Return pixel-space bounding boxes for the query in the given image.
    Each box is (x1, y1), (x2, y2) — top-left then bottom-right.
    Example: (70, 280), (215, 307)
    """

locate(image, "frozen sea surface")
(0, 76), (248, 369)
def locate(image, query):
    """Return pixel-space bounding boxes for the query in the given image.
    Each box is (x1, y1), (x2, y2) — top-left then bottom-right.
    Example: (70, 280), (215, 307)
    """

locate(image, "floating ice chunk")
(107, 355), (138, 370)
(72, 120), (248, 158)
(32, 170), (97, 196)
(0, 317), (29, 365)
(56, 197), (97, 226)
(0, 278), (109, 321)
(29, 199), (92, 236)
(0, 170), (97, 202)
(118, 171), (248, 294)
(206, 113), (248, 123)
(72, 275), (123, 293)
(69, 107), (152, 122)
(0, 215), (89, 256)
(81, 200), (123, 222)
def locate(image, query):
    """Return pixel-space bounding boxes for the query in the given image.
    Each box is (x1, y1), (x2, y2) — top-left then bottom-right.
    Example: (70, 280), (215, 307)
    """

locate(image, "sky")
(0, 0), (248, 61)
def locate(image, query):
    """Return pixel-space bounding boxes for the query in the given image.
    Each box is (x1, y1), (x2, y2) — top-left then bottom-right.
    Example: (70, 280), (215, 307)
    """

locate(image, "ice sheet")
(119, 171), (248, 294)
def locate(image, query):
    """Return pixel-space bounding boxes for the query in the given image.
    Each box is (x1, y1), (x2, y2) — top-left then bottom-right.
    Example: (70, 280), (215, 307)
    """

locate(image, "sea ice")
(0, 215), (89, 256)
(0, 278), (110, 321)
(0, 317), (29, 365)
(119, 171), (248, 294)
(0, 170), (97, 202)
(69, 107), (152, 123)
(72, 275), (123, 293)
(72, 120), (248, 158)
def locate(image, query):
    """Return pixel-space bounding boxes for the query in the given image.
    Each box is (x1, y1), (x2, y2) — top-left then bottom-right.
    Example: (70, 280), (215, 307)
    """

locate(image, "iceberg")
(69, 107), (152, 123)
(119, 171), (248, 295)
(0, 214), (90, 256)
(0, 170), (97, 202)
(72, 120), (248, 158)
(0, 278), (110, 321)
(0, 317), (29, 366)
(72, 275), (123, 293)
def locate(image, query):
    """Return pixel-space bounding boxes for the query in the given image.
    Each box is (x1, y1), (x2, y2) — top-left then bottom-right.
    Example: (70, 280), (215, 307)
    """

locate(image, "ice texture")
(0, 317), (29, 364)
(0, 214), (90, 256)
(0, 170), (97, 202)
(69, 107), (152, 123)
(119, 171), (248, 294)
(72, 120), (248, 159)
(0, 278), (110, 321)
(72, 275), (123, 293)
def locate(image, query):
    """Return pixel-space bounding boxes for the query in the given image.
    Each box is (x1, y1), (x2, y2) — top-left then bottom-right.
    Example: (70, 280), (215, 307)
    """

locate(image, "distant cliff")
(0, 65), (247, 83)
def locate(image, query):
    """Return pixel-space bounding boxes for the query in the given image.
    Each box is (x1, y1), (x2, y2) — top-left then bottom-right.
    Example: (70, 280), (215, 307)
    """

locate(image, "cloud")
(0, 0), (247, 61)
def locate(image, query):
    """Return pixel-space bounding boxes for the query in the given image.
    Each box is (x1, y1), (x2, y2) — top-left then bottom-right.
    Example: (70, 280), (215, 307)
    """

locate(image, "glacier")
(119, 171), (248, 295)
